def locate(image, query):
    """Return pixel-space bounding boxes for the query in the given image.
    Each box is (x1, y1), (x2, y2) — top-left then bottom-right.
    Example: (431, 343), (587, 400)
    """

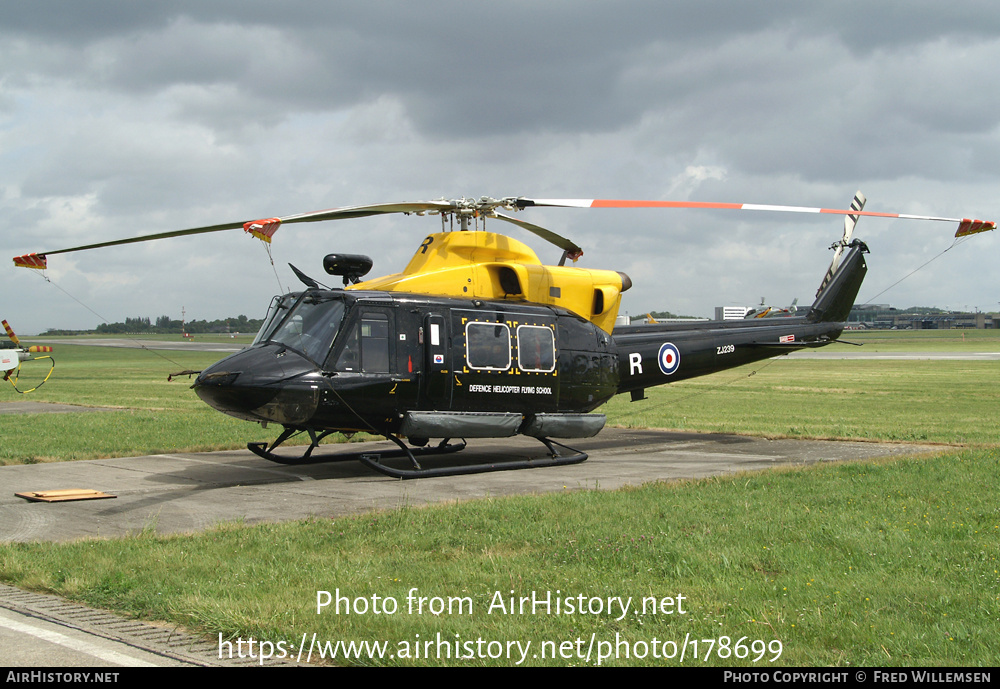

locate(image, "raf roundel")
(657, 342), (680, 375)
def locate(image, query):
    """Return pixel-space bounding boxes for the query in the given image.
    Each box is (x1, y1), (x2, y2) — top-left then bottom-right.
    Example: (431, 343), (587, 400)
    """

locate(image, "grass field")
(1, 331), (998, 666)
(604, 357), (1000, 445)
(1, 343), (316, 464)
(6, 330), (1000, 463)
(825, 328), (1000, 352)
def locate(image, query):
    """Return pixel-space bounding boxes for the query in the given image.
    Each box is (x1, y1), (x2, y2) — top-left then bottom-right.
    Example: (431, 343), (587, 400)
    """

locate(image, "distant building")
(711, 303), (996, 328)
(846, 305), (994, 329)
(716, 306), (754, 320)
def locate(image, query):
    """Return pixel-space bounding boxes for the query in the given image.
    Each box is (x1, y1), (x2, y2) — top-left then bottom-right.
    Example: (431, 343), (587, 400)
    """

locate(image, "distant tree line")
(41, 314), (264, 336)
(645, 310), (698, 319)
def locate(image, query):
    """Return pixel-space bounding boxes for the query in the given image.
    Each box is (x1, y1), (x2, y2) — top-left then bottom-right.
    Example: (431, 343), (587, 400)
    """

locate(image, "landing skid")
(247, 428), (467, 466)
(247, 427), (588, 478)
(247, 427), (347, 465)
(359, 435), (588, 479)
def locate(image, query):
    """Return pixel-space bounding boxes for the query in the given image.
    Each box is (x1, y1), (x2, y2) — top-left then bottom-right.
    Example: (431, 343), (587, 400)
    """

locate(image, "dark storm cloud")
(2, 2), (806, 135)
(8, 2), (999, 148)
(11, 0), (996, 186)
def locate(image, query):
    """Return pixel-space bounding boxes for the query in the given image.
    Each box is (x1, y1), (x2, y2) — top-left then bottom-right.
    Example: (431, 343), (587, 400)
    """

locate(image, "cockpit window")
(253, 294), (296, 346)
(332, 311), (391, 372)
(259, 293), (346, 363)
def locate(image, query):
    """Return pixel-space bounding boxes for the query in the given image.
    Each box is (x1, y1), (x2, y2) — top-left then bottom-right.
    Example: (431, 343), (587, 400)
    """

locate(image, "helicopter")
(743, 298), (798, 319)
(12, 193), (995, 478)
(2, 320), (54, 393)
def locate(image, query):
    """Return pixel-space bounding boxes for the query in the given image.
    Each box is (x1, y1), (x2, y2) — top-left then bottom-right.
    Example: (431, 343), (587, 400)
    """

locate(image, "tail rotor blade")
(817, 191), (866, 297)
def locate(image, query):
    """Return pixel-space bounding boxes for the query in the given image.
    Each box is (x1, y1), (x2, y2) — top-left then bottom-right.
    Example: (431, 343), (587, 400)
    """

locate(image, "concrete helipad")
(0, 428), (941, 543)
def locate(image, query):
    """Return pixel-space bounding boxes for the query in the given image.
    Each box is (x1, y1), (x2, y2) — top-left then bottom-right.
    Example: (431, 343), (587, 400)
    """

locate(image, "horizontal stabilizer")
(745, 339), (834, 349)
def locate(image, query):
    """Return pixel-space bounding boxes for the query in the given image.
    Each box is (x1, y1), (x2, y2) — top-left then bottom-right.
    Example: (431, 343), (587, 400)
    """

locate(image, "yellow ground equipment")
(2, 320), (54, 394)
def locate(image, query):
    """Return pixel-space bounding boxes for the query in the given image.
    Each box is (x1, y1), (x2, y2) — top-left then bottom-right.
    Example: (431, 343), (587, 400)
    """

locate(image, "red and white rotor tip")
(955, 219), (996, 237)
(243, 218), (282, 243)
(12, 253), (47, 270)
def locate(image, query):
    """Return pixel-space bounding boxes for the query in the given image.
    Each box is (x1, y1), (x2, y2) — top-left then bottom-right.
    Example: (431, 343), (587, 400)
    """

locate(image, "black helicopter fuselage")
(193, 243), (866, 442)
(194, 289), (620, 435)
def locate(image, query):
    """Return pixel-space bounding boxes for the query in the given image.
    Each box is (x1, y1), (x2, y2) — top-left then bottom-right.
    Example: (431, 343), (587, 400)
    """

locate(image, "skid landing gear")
(359, 435), (588, 479)
(247, 428), (467, 467)
(247, 426), (344, 465)
(247, 426), (588, 478)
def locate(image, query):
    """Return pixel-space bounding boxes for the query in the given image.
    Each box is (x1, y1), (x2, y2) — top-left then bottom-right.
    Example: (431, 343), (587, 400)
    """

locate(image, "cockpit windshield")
(254, 292), (347, 363)
(253, 294), (295, 346)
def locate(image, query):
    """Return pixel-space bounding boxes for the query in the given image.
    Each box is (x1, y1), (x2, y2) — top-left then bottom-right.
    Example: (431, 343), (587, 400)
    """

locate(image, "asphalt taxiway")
(0, 428), (940, 543)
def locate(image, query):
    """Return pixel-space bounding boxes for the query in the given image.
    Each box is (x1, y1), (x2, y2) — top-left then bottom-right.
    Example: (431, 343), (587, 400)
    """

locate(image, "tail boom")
(611, 241), (868, 397)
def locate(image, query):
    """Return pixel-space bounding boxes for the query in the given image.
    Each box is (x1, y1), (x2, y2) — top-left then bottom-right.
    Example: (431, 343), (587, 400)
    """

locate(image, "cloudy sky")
(3, 1), (999, 336)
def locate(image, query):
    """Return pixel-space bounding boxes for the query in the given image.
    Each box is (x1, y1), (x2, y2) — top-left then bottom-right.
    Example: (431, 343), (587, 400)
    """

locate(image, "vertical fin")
(807, 242), (868, 323)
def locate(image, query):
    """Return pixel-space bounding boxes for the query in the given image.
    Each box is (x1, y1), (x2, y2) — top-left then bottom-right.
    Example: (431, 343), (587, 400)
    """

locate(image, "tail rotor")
(817, 191), (866, 297)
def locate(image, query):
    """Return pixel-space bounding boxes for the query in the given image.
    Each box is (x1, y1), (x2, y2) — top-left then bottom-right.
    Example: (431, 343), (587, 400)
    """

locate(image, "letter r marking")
(629, 353), (643, 376)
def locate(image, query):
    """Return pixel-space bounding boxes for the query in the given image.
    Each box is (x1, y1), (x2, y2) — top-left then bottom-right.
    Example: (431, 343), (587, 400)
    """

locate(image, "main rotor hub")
(429, 197), (523, 218)
(425, 197), (524, 232)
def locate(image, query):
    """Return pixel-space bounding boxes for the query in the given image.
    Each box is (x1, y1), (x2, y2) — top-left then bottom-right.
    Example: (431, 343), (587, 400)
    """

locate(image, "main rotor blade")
(13, 201), (456, 269)
(491, 212), (584, 260)
(278, 201), (455, 224)
(19, 220), (250, 260)
(517, 198), (995, 236)
(15, 193), (993, 271)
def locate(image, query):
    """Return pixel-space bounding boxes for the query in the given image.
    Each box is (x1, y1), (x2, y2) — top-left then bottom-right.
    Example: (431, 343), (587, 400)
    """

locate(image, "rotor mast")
(429, 196), (520, 233)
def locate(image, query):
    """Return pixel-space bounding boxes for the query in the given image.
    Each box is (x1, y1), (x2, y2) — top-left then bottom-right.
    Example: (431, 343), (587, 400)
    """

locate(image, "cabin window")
(465, 322), (511, 371)
(516, 325), (556, 373)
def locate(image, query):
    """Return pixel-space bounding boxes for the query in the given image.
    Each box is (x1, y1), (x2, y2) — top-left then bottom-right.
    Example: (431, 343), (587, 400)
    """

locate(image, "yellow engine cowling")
(352, 231), (628, 333)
